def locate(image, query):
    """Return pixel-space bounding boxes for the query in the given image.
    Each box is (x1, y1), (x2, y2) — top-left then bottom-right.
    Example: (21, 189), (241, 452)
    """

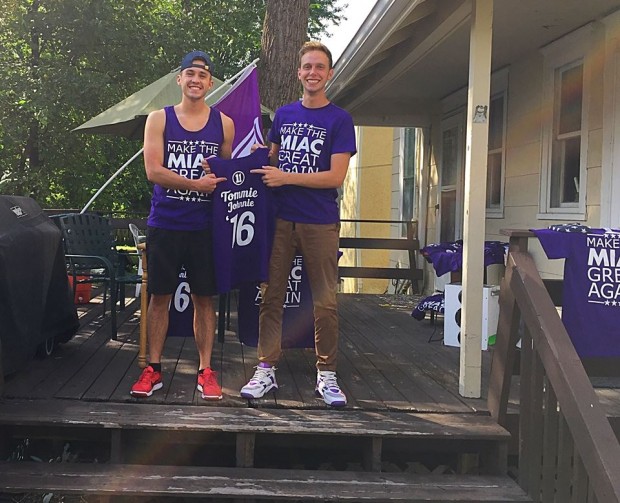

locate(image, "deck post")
(363, 437), (382, 472)
(487, 230), (531, 424)
(236, 432), (255, 468)
(0, 337), (4, 396)
(459, 0), (493, 398)
(110, 429), (123, 464)
(137, 243), (148, 369)
(479, 440), (508, 475)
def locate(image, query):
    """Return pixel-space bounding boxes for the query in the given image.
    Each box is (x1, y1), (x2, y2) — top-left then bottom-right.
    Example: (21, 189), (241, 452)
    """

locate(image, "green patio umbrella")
(73, 68), (271, 140)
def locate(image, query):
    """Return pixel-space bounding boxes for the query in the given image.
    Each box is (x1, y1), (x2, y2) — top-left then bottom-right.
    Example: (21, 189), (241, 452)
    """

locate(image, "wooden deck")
(2, 290), (618, 501)
(2, 292), (493, 413)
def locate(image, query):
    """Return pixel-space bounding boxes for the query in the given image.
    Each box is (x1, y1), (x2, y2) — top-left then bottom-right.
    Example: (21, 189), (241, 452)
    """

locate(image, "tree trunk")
(259, 0), (310, 112)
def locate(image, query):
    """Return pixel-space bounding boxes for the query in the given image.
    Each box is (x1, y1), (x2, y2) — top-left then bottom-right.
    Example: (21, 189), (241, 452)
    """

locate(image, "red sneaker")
(197, 368), (222, 400)
(130, 366), (163, 397)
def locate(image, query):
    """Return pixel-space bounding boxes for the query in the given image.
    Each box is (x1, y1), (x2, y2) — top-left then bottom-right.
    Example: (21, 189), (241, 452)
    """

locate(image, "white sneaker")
(240, 365), (278, 399)
(316, 370), (347, 407)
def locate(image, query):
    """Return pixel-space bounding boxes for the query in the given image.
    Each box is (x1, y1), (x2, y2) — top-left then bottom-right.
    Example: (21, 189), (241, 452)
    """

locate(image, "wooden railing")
(338, 219), (422, 293)
(487, 230), (620, 503)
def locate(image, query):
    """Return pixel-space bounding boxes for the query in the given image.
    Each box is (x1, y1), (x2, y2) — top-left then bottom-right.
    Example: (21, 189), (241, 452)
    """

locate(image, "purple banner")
(213, 66), (264, 158)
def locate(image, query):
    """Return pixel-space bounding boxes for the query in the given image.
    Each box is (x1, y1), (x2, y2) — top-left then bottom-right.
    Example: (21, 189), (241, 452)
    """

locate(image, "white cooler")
(444, 282), (499, 350)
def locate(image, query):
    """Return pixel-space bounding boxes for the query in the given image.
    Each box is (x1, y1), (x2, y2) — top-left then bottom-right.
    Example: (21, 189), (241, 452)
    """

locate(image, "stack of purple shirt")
(421, 240), (508, 276)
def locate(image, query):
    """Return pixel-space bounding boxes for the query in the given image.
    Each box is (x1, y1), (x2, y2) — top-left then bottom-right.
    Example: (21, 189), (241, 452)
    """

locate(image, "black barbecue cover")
(0, 196), (79, 375)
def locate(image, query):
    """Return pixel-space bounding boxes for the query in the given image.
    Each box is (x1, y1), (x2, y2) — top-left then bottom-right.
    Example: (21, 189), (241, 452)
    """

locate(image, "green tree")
(0, 0), (343, 212)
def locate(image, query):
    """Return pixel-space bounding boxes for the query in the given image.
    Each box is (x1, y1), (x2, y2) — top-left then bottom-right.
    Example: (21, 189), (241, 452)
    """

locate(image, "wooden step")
(0, 398), (511, 472)
(0, 462), (532, 501)
(0, 398), (510, 440)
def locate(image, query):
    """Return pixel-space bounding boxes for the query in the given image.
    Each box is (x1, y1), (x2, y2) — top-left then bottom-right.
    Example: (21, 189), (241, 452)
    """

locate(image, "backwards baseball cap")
(180, 50), (214, 74)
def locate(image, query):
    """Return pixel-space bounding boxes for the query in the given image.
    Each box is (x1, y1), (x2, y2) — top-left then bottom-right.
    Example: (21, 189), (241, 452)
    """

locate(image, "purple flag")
(213, 66), (264, 158)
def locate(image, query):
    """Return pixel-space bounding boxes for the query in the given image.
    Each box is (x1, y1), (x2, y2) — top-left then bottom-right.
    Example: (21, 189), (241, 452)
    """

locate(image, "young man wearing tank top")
(130, 51), (234, 400)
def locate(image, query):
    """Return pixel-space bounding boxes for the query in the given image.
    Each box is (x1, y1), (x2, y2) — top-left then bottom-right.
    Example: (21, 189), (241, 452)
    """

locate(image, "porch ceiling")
(327, 0), (620, 127)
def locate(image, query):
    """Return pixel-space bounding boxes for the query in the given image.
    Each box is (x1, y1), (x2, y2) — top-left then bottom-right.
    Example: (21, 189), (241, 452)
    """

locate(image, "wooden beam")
(236, 432), (256, 468)
(363, 437), (382, 472)
(0, 337), (4, 397)
(460, 0), (493, 398)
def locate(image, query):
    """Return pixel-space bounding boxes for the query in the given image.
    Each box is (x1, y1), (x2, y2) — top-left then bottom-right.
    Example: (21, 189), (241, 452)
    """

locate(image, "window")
(402, 128), (416, 236)
(540, 25), (591, 219)
(486, 93), (506, 215)
(551, 62), (583, 207)
(439, 114), (464, 242)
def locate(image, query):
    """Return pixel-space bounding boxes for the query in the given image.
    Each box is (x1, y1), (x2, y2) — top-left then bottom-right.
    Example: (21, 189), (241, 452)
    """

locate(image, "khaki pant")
(258, 218), (340, 371)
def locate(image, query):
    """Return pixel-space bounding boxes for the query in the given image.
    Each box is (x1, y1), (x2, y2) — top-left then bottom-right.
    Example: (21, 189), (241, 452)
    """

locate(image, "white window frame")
(441, 69), (508, 220)
(538, 25), (593, 220)
(438, 111), (465, 242)
(399, 127), (417, 237)
(486, 85), (508, 218)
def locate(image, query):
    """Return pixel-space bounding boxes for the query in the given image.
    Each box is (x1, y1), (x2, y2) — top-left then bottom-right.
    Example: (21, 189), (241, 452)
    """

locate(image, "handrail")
(338, 220), (421, 293)
(488, 230), (620, 502)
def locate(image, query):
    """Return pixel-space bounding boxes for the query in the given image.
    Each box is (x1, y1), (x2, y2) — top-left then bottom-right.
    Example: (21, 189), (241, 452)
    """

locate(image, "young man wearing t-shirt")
(130, 51), (234, 400)
(241, 41), (357, 407)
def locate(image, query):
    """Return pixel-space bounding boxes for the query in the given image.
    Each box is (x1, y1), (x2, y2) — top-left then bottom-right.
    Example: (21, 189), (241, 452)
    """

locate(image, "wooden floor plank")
(271, 347), (310, 408)
(215, 332), (252, 407)
(339, 318), (438, 410)
(81, 306), (142, 401)
(82, 337), (139, 401)
(30, 309), (131, 399)
(3, 292), (517, 415)
(339, 308), (471, 413)
(2, 294), (114, 398)
(0, 462), (531, 501)
(55, 300), (140, 400)
(341, 295), (488, 411)
(336, 343), (389, 410)
(0, 398), (512, 439)
(338, 329), (411, 410)
(155, 335), (195, 405)
(160, 335), (198, 405)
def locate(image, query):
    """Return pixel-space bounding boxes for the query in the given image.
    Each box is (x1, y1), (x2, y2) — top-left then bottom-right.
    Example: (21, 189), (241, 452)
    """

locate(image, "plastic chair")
(57, 213), (141, 340)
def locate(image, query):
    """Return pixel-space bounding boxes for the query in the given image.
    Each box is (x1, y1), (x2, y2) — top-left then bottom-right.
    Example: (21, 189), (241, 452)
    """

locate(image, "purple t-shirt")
(209, 148), (274, 293)
(147, 106), (224, 231)
(421, 240), (508, 276)
(533, 228), (620, 357)
(267, 100), (356, 224)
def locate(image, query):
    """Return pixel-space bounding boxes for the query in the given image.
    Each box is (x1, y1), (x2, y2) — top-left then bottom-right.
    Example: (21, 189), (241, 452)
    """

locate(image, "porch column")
(460, 0), (493, 397)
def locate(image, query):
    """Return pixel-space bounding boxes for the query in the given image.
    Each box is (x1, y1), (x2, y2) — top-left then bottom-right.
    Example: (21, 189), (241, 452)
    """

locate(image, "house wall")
(340, 126), (360, 293)
(415, 21), (611, 288)
(389, 129), (409, 289)
(488, 23), (606, 280)
(343, 15), (619, 295)
(340, 126), (394, 293)
(601, 10), (620, 227)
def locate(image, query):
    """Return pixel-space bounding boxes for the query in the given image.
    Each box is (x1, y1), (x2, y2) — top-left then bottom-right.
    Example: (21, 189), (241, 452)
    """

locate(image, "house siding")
(340, 126), (394, 293)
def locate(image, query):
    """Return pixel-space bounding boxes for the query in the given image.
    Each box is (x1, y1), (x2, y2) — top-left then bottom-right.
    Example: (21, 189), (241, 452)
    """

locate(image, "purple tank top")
(147, 105), (224, 230)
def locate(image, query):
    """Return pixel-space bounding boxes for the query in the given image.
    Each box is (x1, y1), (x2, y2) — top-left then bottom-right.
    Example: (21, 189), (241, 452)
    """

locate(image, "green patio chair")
(57, 213), (141, 340)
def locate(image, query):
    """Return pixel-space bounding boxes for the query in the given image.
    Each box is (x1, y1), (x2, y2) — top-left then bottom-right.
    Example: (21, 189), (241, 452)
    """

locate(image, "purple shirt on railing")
(533, 227), (620, 357)
(421, 240), (508, 276)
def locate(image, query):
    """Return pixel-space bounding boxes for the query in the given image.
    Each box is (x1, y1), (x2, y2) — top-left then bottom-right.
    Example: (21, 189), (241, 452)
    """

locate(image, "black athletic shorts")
(146, 226), (216, 296)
